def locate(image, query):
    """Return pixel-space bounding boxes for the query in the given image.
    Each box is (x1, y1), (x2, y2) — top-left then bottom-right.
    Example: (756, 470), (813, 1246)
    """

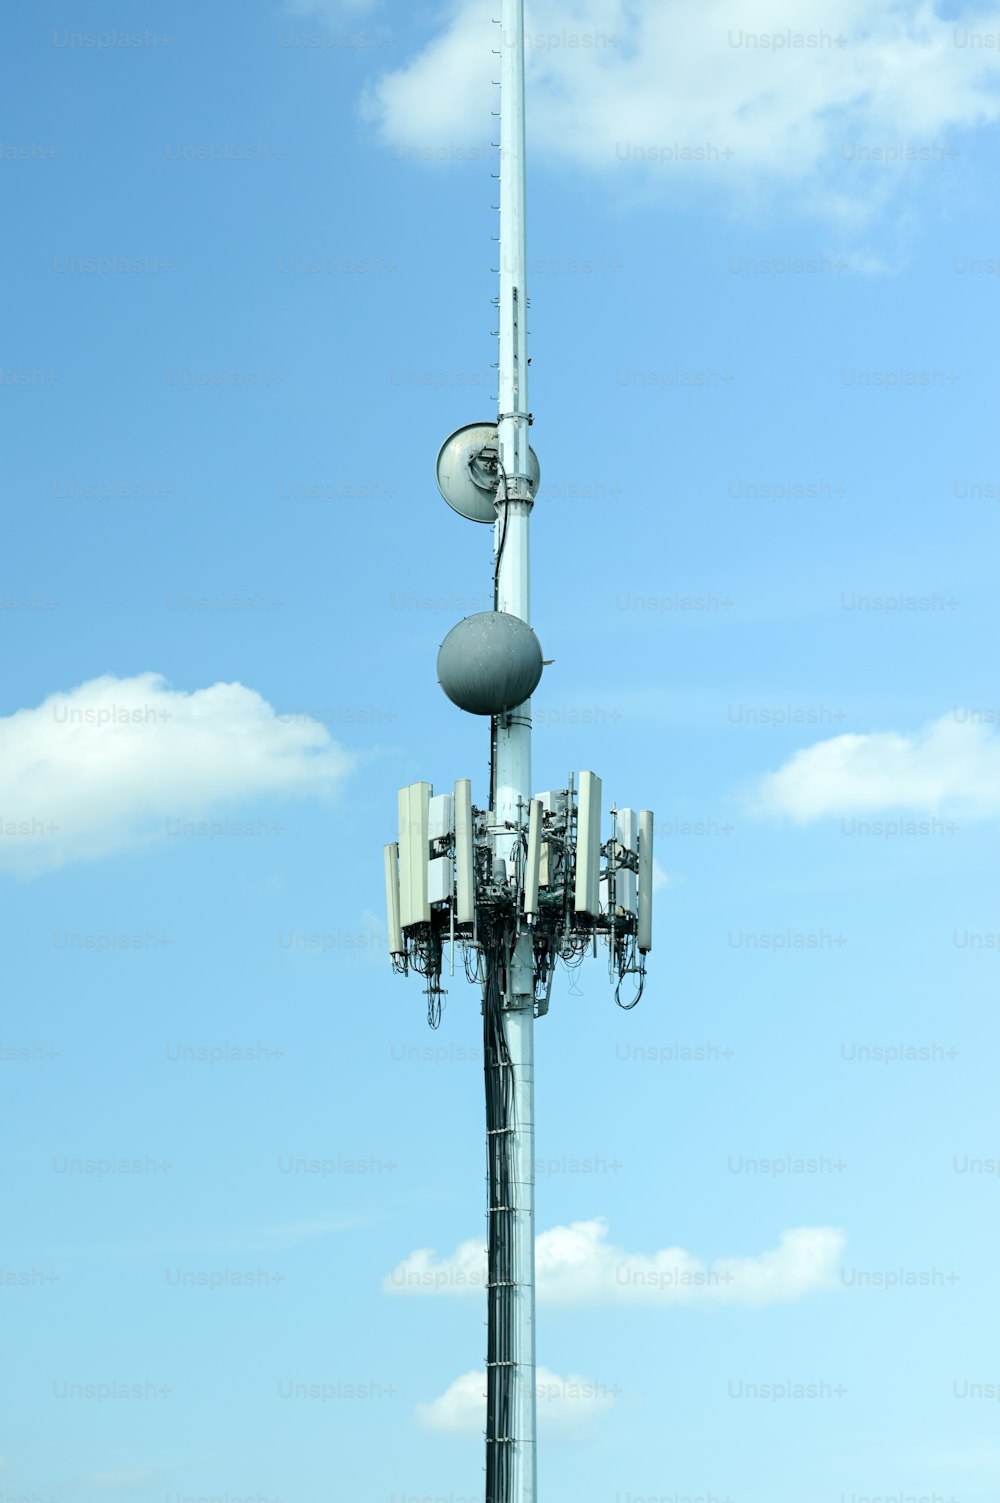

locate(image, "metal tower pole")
(486, 1), (537, 1500)
(385, 4), (654, 1494)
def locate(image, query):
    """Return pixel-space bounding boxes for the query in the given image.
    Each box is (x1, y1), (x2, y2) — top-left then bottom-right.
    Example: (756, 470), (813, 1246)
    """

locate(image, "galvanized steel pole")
(486, 0), (537, 1498)
(386, 8), (653, 1494)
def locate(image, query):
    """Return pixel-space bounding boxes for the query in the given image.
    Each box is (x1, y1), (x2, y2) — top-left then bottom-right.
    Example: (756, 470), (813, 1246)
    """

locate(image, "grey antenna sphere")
(437, 611), (544, 716)
(436, 422), (541, 523)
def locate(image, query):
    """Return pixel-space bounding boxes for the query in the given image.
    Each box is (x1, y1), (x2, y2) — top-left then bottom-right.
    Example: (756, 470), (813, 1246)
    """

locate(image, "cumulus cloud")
(752, 712), (1000, 823)
(0, 673), (356, 876)
(416, 1365), (618, 1437)
(360, 0), (1000, 217)
(385, 1217), (844, 1306)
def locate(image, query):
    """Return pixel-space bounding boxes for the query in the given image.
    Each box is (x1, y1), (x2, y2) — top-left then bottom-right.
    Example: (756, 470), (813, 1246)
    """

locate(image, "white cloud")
(652, 858), (679, 892)
(360, 1), (1000, 216)
(752, 711), (1000, 822)
(385, 1217), (844, 1306)
(385, 1230), (488, 1296)
(416, 1364), (618, 1437)
(0, 673), (356, 876)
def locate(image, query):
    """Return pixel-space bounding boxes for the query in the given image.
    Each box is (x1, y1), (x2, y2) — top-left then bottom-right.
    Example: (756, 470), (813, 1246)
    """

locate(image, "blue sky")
(3, 1), (1000, 1500)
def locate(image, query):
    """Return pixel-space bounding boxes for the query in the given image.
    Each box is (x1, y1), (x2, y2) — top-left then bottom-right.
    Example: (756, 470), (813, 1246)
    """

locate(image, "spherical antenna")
(437, 611), (545, 716)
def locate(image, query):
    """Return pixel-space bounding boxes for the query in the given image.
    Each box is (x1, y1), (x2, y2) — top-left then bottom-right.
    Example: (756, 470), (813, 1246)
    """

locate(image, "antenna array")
(385, 776), (653, 1024)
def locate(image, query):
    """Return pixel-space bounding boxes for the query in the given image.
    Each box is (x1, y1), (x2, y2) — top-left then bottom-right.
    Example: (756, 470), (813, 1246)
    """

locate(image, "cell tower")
(383, 4), (654, 1499)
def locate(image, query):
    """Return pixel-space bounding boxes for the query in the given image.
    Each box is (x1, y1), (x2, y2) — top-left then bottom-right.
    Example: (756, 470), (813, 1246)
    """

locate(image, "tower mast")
(383, 6), (654, 1501)
(488, 0), (538, 1496)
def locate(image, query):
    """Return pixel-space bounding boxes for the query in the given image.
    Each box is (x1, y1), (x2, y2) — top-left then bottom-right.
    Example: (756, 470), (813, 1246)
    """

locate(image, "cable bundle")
(482, 926), (517, 1503)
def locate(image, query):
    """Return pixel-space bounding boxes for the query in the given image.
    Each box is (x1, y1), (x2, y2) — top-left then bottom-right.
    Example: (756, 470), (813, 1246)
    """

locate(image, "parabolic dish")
(436, 422), (541, 523)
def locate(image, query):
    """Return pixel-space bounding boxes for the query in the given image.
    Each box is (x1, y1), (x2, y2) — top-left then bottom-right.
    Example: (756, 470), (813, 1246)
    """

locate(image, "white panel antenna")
(398, 782), (431, 928)
(637, 809), (654, 952)
(428, 855), (453, 907)
(616, 807), (639, 915)
(574, 771), (603, 917)
(523, 798), (543, 917)
(454, 778), (475, 925)
(429, 793), (455, 842)
(384, 843), (403, 955)
(536, 790), (565, 887)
